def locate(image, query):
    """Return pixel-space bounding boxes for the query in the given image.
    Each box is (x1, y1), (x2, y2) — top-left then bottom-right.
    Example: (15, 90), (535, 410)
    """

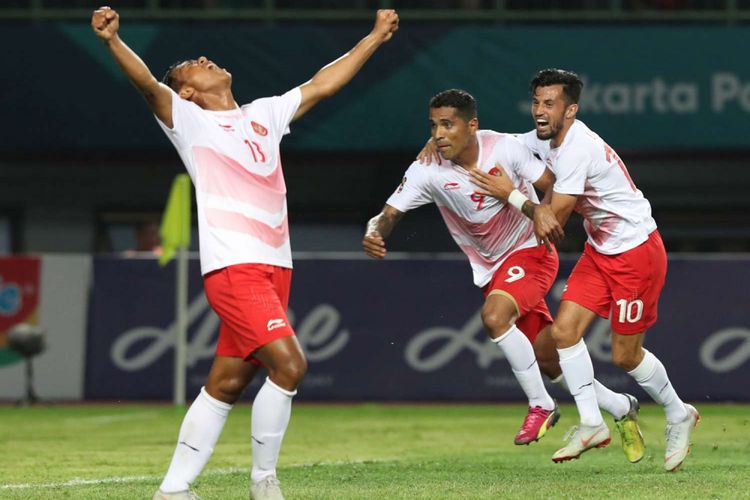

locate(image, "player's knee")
(211, 376), (248, 404)
(611, 348), (640, 371)
(550, 321), (576, 345)
(271, 355), (308, 390)
(481, 305), (513, 338)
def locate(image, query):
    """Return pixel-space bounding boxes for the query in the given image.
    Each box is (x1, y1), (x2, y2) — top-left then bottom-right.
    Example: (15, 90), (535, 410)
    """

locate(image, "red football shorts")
(562, 230), (667, 335)
(482, 244), (559, 343)
(203, 263), (295, 362)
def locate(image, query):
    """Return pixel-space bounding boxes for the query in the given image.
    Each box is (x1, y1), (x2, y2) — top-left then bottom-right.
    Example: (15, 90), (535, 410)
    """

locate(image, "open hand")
(469, 163), (514, 200)
(91, 6), (119, 41)
(416, 138), (442, 165)
(372, 9), (399, 43)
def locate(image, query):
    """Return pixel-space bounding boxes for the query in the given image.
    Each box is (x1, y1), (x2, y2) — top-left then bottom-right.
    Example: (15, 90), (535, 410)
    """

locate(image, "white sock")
(550, 374), (629, 419)
(492, 325), (555, 411)
(251, 377), (296, 484)
(160, 387), (232, 493)
(550, 373), (567, 390)
(628, 349), (688, 424)
(593, 380), (630, 419)
(558, 339), (604, 427)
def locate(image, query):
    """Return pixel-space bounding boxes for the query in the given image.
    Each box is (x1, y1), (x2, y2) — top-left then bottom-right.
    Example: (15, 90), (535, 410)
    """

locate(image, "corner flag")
(159, 174), (192, 266)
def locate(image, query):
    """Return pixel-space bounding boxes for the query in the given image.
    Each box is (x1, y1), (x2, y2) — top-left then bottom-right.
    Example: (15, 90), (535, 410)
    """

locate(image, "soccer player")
(91, 6), (399, 499)
(482, 69), (699, 470)
(365, 89), (642, 453)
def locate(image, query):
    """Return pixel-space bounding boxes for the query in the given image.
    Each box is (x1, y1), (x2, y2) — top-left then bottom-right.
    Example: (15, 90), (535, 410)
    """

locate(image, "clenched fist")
(362, 231), (388, 259)
(371, 9), (399, 43)
(91, 6), (120, 41)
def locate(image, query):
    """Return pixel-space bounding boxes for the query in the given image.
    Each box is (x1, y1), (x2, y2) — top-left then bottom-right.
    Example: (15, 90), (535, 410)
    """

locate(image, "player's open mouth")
(536, 119), (548, 127)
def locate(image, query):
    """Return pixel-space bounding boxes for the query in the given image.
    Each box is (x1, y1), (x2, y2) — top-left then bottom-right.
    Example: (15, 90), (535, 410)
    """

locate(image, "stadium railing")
(1, 0), (749, 22)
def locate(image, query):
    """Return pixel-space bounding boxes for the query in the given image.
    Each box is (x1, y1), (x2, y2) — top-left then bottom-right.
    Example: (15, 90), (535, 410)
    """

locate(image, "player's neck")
(198, 90), (238, 111)
(453, 136), (479, 170)
(551, 120), (575, 149)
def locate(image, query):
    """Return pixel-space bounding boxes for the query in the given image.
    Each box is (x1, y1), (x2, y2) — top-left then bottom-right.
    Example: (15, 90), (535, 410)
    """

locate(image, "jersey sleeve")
(553, 149), (590, 195)
(154, 88), (208, 149)
(249, 87), (302, 137)
(502, 136), (546, 184)
(385, 162), (434, 212)
(515, 130), (547, 157)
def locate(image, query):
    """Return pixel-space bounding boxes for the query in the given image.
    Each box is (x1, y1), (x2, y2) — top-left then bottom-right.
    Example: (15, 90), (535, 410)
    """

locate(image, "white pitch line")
(0, 458), (397, 491)
(62, 411), (161, 425)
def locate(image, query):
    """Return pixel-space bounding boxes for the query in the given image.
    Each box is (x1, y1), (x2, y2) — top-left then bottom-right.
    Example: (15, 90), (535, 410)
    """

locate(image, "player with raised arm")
(365, 89), (641, 451)
(91, 6), (398, 499)
(482, 69), (698, 470)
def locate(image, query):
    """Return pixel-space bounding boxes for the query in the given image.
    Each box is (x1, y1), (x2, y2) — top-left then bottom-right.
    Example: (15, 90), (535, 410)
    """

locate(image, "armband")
(507, 189), (530, 212)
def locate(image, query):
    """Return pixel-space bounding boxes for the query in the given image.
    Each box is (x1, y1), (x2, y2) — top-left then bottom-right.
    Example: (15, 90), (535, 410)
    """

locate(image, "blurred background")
(0, 1), (748, 403)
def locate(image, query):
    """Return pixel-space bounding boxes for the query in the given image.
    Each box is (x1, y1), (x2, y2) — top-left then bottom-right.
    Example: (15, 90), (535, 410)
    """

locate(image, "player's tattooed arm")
(531, 193), (576, 246)
(521, 200), (537, 219)
(362, 204), (404, 259)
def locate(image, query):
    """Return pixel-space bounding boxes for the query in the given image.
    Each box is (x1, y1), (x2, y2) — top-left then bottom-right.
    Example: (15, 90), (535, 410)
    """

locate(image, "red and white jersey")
(518, 120), (657, 255)
(387, 130), (545, 287)
(156, 87), (301, 275)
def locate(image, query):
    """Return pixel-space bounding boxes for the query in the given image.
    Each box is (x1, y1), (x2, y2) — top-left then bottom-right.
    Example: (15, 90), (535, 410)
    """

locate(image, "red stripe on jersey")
(194, 146), (286, 213)
(437, 203), (535, 268)
(205, 208), (289, 248)
(479, 132), (503, 166)
(576, 180), (622, 246)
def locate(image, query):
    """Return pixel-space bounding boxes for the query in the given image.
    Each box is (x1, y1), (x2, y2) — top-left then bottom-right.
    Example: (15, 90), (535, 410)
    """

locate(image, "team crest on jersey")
(443, 182), (460, 190)
(488, 166), (500, 176)
(251, 121), (268, 136)
(396, 176), (407, 193)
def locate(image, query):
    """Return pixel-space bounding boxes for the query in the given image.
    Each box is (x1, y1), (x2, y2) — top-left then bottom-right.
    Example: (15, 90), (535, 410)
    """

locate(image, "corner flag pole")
(159, 174), (192, 407)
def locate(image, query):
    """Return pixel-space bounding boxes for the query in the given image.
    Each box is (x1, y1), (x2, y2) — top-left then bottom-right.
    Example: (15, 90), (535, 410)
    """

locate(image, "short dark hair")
(161, 60), (188, 91)
(429, 89), (477, 121)
(530, 68), (583, 105)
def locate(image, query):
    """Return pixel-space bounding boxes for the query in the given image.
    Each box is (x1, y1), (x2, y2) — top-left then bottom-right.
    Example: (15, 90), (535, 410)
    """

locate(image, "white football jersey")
(518, 120), (656, 255)
(156, 87), (301, 275)
(387, 130), (545, 287)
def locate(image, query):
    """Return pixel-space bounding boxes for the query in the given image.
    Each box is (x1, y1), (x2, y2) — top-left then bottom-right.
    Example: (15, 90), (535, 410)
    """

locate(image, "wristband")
(507, 189), (530, 212)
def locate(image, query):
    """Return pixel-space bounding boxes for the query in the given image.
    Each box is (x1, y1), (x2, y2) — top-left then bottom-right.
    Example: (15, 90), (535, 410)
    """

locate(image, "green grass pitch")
(1, 403), (748, 499)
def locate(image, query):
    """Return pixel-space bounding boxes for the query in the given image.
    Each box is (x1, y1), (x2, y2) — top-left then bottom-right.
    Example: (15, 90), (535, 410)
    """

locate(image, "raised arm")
(91, 7), (173, 127)
(362, 204), (404, 259)
(293, 9), (399, 121)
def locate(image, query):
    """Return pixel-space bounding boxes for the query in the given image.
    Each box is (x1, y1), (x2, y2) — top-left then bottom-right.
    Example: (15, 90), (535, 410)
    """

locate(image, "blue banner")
(4, 24), (750, 152)
(85, 255), (750, 402)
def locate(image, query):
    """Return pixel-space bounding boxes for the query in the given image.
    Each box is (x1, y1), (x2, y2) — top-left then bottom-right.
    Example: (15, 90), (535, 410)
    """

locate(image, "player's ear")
(178, 86), (195, 101)
(469, 117), (479, 132)
(565, 103), (578, 119)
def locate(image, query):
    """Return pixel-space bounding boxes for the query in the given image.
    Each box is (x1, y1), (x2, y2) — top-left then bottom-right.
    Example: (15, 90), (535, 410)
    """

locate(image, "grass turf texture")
(0, 403), (748, 499)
